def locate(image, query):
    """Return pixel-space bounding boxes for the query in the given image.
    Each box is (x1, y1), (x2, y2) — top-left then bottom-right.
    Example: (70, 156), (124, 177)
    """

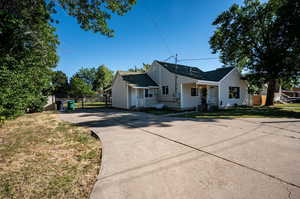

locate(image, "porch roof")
(120, 72), (159, 88)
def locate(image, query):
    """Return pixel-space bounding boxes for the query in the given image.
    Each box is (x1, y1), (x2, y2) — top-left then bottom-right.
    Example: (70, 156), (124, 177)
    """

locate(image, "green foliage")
(52, 71), (69, 98)
(128, 63), (151, 72)
(69, 76), (95, 108)
(74, 67), (97, 90)
(210, 0), (300, 105)
(94, 65), (113, 91)
(69, 77), (94, 98)
(0, 1), (58, 119)
(51, 0), (136, 37)
(281, 77), (300, 90)
(1, 0), (135, 119)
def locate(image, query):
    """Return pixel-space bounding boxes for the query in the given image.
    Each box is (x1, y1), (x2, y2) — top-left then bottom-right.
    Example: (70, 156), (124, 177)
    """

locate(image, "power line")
(162, 56), (219, 63)
(178, 58), (219, 62)
(163, 55), (175, 62)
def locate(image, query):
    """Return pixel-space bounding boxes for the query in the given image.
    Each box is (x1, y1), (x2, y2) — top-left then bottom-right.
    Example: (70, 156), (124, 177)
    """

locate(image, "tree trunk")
(265, 79), (276, 106)
(82, 98), (84, 109)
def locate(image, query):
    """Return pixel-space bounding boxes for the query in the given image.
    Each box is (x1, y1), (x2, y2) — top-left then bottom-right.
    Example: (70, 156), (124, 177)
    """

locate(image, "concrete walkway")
(60, 109), (300, 199)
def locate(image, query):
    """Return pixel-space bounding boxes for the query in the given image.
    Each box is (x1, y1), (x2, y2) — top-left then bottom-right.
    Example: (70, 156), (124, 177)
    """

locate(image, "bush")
(209, 105), (219, 112)
(0, 9), (58, 120)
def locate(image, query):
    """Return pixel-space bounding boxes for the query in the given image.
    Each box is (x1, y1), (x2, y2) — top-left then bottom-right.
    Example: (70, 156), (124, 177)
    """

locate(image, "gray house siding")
(219, 68), (250, 107)
(112, 73), (128, 109)
(147, 61), (198, 108)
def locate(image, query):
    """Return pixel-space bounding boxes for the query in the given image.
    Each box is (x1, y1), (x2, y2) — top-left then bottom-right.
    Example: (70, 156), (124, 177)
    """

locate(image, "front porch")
(128, 86), (159, 109)
(180, 81), (219, 110)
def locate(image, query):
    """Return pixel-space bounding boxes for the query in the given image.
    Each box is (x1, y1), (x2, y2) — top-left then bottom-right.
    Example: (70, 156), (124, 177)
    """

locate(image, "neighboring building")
(112, 60), (251, 110)
(111, 71), (159, 109)
(44, 95), (56, 110)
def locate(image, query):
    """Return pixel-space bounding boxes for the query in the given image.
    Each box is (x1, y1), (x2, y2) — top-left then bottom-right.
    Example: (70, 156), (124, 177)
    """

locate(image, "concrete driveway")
(60, 109), (300, 199)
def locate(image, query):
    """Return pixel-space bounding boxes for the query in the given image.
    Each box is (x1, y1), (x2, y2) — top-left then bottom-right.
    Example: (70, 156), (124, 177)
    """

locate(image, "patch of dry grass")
(0, 112), (101, 199)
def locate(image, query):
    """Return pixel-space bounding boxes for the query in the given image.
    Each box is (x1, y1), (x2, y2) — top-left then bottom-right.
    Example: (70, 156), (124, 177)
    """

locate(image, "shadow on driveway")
(60, 108), (222, 129)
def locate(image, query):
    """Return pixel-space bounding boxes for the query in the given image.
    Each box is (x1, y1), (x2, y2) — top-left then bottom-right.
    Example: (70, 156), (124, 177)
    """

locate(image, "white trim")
(218, 67), (237, 83)
(196, 80), (219, 86)
(180, 83), (183, 109)
(130, 86), (159, 89)
(104, 87), (112, 92)
(218, 85), (221, 108)
(126, 84), (129, 109)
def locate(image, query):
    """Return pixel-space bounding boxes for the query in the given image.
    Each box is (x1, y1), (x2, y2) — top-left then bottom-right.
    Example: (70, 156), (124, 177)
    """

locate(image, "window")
(162, 86), (169, 95)
(191, 87), (198, 96)
(229, 87), (240, 99)
(145, 89), (153, 98)
(137, 89), (144, 99)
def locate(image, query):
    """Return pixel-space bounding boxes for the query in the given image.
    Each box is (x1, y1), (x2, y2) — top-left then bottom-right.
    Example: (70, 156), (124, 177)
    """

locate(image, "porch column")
(205, 85), (209, 105)
(127, 85), (130, 109)
(180, 83), (183, 109)
(218, 84), (221, 108)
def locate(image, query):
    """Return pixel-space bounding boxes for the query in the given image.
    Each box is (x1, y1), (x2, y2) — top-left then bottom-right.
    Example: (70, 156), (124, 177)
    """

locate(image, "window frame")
(145, 89), (153, 98)
(229, 87), (240, 99)
(145, 89), (149, 98)
(191, 87), (198, 96)
(162, 86), (169, 96)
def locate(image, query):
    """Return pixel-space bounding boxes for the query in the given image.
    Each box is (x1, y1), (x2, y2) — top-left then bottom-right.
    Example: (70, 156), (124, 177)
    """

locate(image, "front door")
(201, 87), (207, 105)
(137, 89), (144, 107)
(200, 87), (208, 111)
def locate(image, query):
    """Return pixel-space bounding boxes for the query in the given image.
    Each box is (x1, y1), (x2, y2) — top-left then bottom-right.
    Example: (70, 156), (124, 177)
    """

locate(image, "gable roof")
(156, 61), (235, 82)
(119, 71), (158, 87)
(203, 67), (236, 81)
(156, 61), (206, 80)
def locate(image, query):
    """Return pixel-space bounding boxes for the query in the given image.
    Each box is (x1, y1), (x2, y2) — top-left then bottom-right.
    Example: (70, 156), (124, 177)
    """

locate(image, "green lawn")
(273, 103), (300, 112)
(179, 104), (300, 119)
(63, 101), (109, 109)
(75, 101), (108, 109)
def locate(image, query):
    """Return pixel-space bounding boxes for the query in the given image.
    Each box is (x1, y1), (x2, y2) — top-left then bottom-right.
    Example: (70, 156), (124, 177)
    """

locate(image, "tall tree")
(210, 0), (300, 105)
(0, 0), (136, 36)
(52, 0), (136, 37)
(94, 65), (113, 91)
(69, 76), (94, 108)
(74, 67), (97, 90)
(0, 0), (58, 118)
(0, 0), (136, 118)
(52, 71), (69, 98)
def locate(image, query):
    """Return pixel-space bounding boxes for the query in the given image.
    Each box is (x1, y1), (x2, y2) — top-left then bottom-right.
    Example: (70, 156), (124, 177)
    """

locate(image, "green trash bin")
(67, 100), (75, 111)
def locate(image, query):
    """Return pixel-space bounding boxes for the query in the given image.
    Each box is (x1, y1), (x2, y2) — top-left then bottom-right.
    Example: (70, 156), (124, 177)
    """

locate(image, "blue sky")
(54, 0), (247, 78)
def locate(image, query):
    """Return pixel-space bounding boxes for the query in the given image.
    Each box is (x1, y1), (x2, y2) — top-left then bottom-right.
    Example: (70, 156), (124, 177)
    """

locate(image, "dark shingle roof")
(156, 61), (234, 82)
(119, 72), (158, 87)
(203, 67), (235, 81)
(156, 61), (207, 80)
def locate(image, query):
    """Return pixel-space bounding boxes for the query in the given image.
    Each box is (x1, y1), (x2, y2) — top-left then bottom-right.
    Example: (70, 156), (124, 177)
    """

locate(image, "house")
(111, 60), (251, 110)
